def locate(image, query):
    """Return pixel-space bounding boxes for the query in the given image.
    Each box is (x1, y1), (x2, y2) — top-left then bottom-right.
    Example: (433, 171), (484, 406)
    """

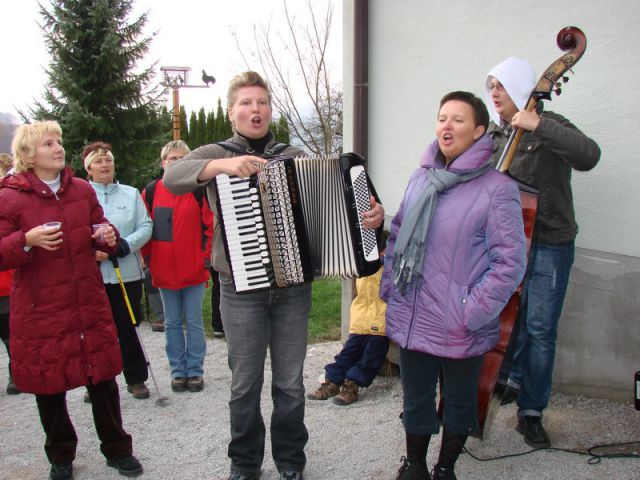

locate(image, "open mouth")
(251, 116), (262, 127)
(441, 133), (454, 144)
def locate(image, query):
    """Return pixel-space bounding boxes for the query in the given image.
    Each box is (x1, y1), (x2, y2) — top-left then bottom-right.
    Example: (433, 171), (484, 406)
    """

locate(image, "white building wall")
(343, 0), (640, 400)
(344, 0), (640, 258)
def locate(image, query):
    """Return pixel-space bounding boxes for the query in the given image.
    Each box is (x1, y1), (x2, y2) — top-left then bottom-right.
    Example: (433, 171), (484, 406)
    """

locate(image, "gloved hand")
(114, 238), (131, 258)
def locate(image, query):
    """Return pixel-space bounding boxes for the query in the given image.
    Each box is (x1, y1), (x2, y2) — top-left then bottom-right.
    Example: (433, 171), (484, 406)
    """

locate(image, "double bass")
(474, 26), (588, 438)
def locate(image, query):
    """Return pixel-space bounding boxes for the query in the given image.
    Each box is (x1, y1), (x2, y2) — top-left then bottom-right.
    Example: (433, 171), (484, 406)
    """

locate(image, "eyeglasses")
(487, 82), (505, 93)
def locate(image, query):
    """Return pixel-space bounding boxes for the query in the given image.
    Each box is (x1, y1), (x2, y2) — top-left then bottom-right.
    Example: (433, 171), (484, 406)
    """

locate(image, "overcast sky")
(0, 0), (342, 121)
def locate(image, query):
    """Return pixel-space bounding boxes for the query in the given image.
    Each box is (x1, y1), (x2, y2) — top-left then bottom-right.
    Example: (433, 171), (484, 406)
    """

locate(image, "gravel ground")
(1, 323), (639, 480)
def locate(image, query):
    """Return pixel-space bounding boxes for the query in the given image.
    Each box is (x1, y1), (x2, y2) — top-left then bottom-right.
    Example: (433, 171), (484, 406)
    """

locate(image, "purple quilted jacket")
(380, 135), (526, 359)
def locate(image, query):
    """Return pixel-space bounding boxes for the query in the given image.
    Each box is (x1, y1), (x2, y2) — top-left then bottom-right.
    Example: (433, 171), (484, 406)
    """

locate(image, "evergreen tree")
(195, 108), (207, 148)
(205, 110), (215, 144)
(31, 0), (169, 189)
(188, 111), (198, 148)
(179, 106), (190, 145)
(275, 115), (291, 144)
(223, 108), (233, 139)
(213, 99), (227, 141)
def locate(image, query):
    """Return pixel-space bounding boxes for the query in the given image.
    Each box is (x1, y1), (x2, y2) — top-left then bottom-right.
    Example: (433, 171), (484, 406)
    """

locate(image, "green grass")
(307, 279), (343, 343)
(199, 279), (342, 343)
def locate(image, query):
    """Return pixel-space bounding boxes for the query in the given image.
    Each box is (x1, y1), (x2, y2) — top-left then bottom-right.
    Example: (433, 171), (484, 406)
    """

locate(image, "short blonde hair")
(227, 71), (272, 110)
(160, 140), (190, 161)
(12, 121), (63, 173)
(0, 153), (14, 177)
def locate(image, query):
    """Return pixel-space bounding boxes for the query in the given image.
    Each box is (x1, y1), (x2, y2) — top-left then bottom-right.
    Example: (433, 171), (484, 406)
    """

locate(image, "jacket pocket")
(512, 140), (543, 178)
(152, 207), (173, 242)
(448, 283), (468, 336)
(218, 273), (234, 286)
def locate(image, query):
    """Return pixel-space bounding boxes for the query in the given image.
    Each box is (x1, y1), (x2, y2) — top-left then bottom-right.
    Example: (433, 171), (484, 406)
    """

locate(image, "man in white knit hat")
(484, 56), (601, 448)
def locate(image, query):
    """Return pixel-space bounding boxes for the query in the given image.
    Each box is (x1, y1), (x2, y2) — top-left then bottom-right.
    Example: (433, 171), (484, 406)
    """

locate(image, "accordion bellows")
(215, 152), (381, 293)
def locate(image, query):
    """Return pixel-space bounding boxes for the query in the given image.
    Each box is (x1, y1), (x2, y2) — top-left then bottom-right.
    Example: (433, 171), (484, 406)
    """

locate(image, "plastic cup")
(92, 223), (110, 243)
(43, 221), (62, 231)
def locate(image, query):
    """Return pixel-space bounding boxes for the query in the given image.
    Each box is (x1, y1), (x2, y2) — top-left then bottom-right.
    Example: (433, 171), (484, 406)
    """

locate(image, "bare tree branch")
(232, 0), (342, 155)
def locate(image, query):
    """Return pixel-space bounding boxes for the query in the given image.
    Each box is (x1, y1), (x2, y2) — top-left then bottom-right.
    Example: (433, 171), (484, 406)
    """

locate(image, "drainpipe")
(342, 0), (369, 340)
(353, 0), (368, 158)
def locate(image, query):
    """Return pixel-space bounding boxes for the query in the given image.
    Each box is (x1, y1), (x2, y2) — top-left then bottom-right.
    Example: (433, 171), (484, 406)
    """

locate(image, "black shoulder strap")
(193, 187), (206, 208)
(215, 141), (248, 154)
(264, 143), (290, 156)
(144, 180), (158, 210)
(215, 141), (291, 158)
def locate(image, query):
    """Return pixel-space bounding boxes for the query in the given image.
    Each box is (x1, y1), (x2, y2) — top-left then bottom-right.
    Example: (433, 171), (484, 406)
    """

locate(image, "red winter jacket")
(0, 168), (122, 394)
(0, 270), (13, 297)
(141, 179), (212, 289)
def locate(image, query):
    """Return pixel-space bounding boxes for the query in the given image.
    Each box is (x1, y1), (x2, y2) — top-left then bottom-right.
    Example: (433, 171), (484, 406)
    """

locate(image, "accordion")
(215, 152), (381, 293)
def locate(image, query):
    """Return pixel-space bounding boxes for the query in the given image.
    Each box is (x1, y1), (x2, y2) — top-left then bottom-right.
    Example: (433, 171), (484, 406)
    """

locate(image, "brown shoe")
(127, 383), (150, 399)
(306, 380), (340, 400)
(187, 376), (204, 392)
(151, 320), (165, 332)
(333, 379), (359, 406)
(171, 377), (187, 392)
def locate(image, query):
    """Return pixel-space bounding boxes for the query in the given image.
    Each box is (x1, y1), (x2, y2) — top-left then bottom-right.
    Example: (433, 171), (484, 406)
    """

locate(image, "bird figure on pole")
(202, 70), (216, 86)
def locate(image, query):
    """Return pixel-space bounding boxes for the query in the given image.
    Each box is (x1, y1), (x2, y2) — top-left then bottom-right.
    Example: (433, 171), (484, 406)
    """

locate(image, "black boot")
(432, 429), (467, 480)
(2, 337), (18, 394)
(396, 433), (431, 479)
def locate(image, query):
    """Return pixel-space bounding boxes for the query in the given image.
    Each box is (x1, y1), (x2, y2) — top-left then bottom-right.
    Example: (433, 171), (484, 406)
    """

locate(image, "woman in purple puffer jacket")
(381, 92), (527, 480)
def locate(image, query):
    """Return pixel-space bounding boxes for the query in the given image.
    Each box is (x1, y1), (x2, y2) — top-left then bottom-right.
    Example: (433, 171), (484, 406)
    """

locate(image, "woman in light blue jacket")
(84, 142), (153, 400)
(381, 92), (526, 480)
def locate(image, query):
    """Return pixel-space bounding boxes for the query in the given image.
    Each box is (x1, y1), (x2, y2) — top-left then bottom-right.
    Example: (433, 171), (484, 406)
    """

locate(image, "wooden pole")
(172, 87), (180, 140)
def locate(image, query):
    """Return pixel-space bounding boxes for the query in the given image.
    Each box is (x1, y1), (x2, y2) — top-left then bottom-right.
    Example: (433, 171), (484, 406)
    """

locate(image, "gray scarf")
(392, 160), (492, 295)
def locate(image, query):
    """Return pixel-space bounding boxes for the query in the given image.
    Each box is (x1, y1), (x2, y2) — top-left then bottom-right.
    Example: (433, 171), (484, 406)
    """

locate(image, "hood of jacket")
(0, 167), (75, 198)
(484, 56), (536, 125)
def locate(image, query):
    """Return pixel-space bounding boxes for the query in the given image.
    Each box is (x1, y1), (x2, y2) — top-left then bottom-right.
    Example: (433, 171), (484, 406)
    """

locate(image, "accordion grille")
(259, 161), (306, 286)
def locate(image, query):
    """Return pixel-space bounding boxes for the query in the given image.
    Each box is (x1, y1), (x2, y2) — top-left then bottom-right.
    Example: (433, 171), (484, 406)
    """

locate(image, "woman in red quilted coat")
(0, 121), (143, 480)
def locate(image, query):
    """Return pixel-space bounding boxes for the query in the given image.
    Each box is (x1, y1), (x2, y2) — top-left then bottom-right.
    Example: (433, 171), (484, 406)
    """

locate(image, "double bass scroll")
(496, 27), (587, 173)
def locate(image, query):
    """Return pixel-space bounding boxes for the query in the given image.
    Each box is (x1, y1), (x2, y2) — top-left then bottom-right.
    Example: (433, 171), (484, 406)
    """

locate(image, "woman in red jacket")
(0, 121), (142, 480)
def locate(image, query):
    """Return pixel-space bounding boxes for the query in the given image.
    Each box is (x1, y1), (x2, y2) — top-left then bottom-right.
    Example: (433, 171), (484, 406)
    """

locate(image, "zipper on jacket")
(404, 284), (421, 349)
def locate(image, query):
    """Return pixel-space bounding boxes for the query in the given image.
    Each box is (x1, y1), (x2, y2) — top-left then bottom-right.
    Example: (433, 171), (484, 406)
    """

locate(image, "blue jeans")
(159, 283), (206, 378)
(325, 334), (390, 387)
(219, 274), (311, 476)
(508, 241), (575, 417)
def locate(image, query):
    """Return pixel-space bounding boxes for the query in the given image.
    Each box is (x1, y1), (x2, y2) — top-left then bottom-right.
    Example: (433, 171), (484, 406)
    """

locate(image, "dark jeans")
(143, 267), (164, 322)
(35, 378), (132, 464)
(325, 334), (390, 387)
(209, 267), (223, 333)
(104, 281), (148, 385)
(400, 348), (484, 436)
(220, 275), (310, 475)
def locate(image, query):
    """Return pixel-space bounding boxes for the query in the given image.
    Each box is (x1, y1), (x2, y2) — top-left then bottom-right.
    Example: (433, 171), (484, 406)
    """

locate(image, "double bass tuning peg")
(554, 87), (562, 96)
(562, 75), (570, 83)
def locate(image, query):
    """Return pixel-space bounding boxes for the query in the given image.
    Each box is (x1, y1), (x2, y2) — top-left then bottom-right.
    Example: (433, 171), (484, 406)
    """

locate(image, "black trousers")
(209, 267), (223, 332)
(0, 311), (10, 376)
(105, 281), (148, 385)
(35, 378), (132, 464)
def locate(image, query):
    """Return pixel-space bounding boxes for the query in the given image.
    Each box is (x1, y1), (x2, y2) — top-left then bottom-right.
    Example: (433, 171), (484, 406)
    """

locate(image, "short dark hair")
(439, 91), (489, 131)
